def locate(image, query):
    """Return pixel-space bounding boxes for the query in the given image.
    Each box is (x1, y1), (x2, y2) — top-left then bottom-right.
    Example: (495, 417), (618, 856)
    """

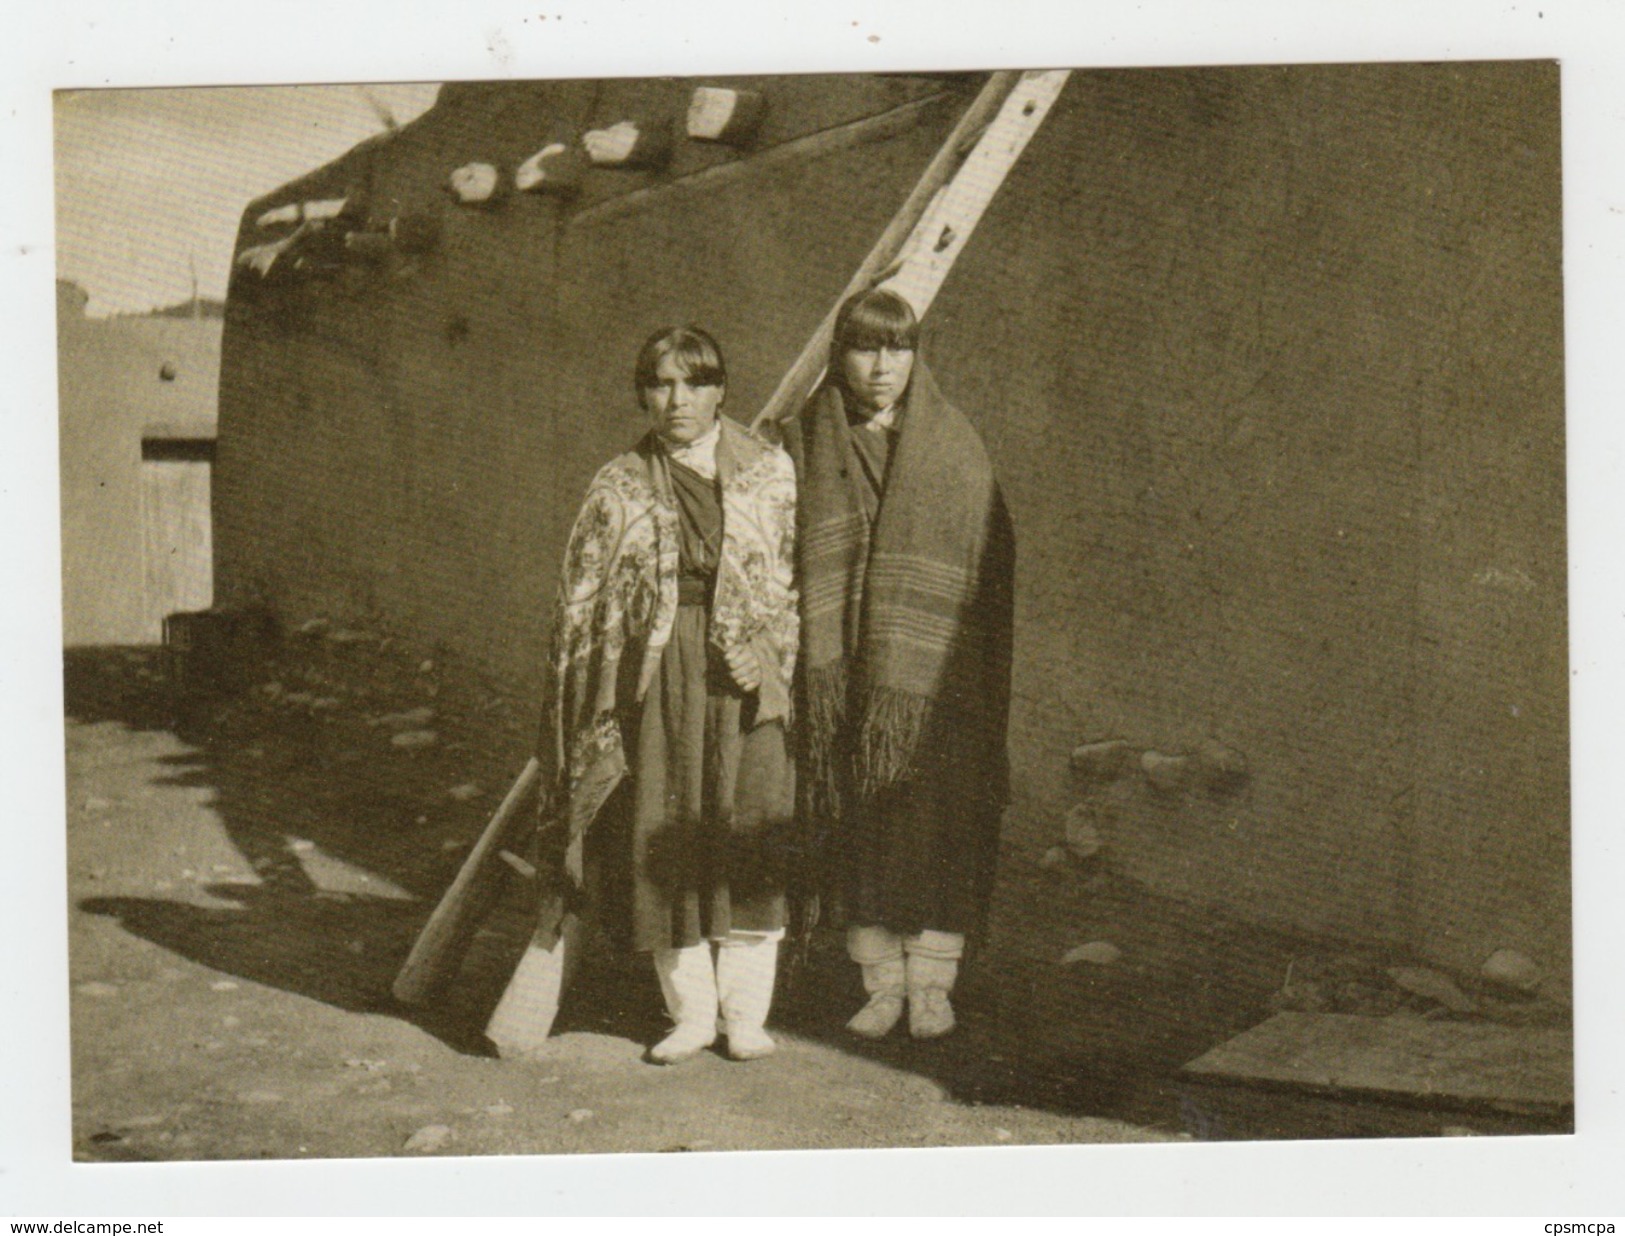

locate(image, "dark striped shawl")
(787, 360), (1014, 816)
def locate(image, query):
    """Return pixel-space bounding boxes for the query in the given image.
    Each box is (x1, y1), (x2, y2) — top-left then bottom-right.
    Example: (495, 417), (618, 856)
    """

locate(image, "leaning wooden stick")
(391, 755), (541, 1005)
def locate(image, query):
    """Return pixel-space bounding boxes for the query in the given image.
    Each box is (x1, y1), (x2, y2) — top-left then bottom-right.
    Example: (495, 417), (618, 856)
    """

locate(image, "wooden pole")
(391, 756), (541, 1005)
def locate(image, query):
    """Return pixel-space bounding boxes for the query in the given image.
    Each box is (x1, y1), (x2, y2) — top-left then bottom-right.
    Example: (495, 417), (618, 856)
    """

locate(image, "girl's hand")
(724, 641), (762, 693)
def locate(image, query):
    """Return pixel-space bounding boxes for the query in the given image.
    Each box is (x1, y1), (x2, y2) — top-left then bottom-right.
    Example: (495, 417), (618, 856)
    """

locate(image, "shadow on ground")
(65, 643), (1562, 1142)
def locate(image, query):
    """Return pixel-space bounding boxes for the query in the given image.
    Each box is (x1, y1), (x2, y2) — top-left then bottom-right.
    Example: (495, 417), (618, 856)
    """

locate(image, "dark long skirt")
(836, 741), (1003, 940)
(589, 603), (793, 953)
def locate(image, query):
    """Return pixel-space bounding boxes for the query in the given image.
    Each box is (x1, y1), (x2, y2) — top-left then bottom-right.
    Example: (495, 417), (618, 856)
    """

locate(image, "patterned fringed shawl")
(791, 360), (1013, 818)
(534, 417), (798, 918)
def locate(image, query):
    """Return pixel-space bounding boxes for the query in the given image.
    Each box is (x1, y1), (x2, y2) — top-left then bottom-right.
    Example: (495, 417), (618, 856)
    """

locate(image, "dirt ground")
(61, 635), (1568, 1163)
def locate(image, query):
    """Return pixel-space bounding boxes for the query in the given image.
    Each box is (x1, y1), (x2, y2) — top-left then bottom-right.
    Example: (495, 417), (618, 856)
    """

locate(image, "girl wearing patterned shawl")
(782, 289), (1014, 1041)
(499, 327), (799, 1065)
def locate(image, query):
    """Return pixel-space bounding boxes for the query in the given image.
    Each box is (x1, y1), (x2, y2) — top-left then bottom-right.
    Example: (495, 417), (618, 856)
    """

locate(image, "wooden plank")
(484, 914), (582, 1058)
(1182, 1011), (1573, 1110)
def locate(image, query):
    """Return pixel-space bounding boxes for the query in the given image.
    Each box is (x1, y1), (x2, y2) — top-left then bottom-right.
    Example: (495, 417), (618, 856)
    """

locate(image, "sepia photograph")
(9, 0), (1625, 1220)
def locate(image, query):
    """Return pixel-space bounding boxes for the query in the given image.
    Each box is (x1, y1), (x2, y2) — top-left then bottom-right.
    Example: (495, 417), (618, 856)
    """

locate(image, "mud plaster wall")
(216, 65), (1567, 984)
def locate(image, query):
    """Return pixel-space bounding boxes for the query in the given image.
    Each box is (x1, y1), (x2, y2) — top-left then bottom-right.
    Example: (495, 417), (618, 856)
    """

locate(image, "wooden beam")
(391, 756), (541, 1005)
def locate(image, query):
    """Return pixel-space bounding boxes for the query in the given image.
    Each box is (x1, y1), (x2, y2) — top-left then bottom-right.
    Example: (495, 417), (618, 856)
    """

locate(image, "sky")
(54, 83), (440, 316)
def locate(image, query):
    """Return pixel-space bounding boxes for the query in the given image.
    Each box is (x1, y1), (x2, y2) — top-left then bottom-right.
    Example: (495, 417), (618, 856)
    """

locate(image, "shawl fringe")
(854, 684), (934, 795)
(803, 669), (938, 799)
(800, 660), (849, 816)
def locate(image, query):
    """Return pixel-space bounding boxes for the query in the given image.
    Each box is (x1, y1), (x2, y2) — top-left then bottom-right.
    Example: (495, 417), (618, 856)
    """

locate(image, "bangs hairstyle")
(832, 288), (919, 355)
(634, 326), (727, 394)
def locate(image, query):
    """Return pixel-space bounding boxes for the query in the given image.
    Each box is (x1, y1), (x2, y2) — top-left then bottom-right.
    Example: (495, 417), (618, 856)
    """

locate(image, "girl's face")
(839, 343), (914, 414)
(643, 352), (724, 445)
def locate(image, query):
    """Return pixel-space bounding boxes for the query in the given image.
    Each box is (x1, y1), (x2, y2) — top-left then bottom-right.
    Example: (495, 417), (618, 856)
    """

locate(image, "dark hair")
(634, 326), (727, 396)
(832, 287), (919, 356)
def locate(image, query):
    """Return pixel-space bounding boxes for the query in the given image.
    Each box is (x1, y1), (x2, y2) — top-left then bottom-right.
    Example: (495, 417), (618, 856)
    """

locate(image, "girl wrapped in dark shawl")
(488, 327), (799, 1065)
(782, 289), (1014, 1040)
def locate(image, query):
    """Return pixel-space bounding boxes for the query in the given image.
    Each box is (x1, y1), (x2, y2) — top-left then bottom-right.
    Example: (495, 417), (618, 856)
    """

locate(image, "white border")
(5, 0), (1624, 1217)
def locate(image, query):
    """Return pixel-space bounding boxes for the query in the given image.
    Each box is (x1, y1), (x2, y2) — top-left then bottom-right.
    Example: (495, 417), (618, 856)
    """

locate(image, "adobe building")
(58, 280), (221, 645)
(215, 66), (1567, 991)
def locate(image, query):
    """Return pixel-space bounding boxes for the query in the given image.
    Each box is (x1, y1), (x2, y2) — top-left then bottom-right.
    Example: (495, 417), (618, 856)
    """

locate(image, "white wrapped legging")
(847, 925), (964, 965)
